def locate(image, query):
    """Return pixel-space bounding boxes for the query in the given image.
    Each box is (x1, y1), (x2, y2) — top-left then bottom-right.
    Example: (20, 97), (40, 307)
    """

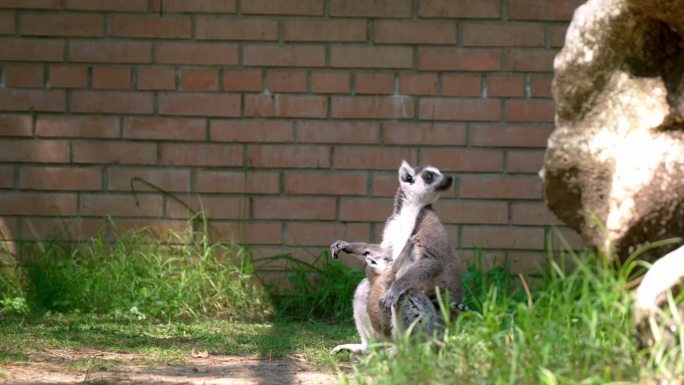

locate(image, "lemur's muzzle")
(435, 175), (453, 191)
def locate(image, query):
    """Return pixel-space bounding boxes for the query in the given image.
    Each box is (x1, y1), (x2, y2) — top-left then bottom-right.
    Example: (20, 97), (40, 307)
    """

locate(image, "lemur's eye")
(423, 172), (434, 182)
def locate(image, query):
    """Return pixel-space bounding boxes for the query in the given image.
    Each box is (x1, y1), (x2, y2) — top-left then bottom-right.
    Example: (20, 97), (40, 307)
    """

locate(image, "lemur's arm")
(380, 243), (440, 309)
(330, 240), (382, 260)
(389, 234), (418, 276)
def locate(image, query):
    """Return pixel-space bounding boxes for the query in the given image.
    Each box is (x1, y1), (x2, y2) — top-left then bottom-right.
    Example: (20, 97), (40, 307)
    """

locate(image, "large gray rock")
(543, 0), (684, 262)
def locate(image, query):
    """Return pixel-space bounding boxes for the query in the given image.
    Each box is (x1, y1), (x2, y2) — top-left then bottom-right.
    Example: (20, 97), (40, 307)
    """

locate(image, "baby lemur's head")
(398, 160), (453, 207)
(364, 249), (392, 280)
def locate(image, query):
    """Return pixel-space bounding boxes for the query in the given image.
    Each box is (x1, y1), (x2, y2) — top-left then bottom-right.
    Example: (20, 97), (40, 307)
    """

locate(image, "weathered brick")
(375, 21), (457, 44)
(210, 222), (281, 245)
(332, 96), (414, 119)
(330, 0), (410, 17)
(508, 251), (547, 274)
(285, 171), (367, 195)
(72, 91), (153, 114)
(0, 12), (15, 34)
(81, 194), (163, 217)
(287, 223), (370, 246)
(419, 0), (501, 18)
(297, 121), (380, 144)
(0, 115), (32, 137)
(0, 0), (58, 9)
(0, 39), (64, 62)
(19, 167), (101, 191)
(470, 124), (553, 147)
(197, 18), (277, 41)
(268, 71), (308, 93)
(400, 74), (438, 96)
(224, 70), (262, 92)
(73, 141), (157, 165)
(37, 116), (119, 138)
(372, 173), (399, 197)
(462, 226), (545, 250)
(339, 198), (393, 221)
(384, 122), (466, 146)
(156, 42), (238, 65)
(167, 196), (249, 220)
(356, 73), (394, 95)
(463, 23), (545, 47)
(65, 0), (147, 11)
(110, 16), (191, 39)
(487, 76), (524, 97)
(506, 99), (555, 122)
(311, 72), (350, 94)
(551, 25), (569, 47)
(331, 46), (413, 69)
(137, 67), (175, 90)
(243, 44), (325, 67)
(0, 89), (65, 112)
(284, 19), (365, 42)
(245, 94), (327, 118)
(442, 75), (481, 96)
(211, 120), (293, 142)
(530, 76), (553, 97)
(511, 202), (562, 225)
(460, 176), (542, 199)
(49, 66), (87, 88)
(506, 49), (556, 71)
(108, 219), (187, 238)
(4, 64), (43, 88)
(21, 217), (104, 241)
(509, 0), (583, 21)
(419, 48), (500, 71)
(151, 0), (236, 13)
(247, 145), (330, 168)
(196, 170), (279, 194)
(0, 192), (76, 216)
(242, 0), (323, 15)
(92, 67), (131, 90)
(254, 197), (335, 220)
(180, 69), (219, 92)
(507, 150), (545, 173)
(437, 200), (508, 224)
(419, 98), (501, 121)
(335, 147), (416, 170)
(123, 117), (206, 141)
(69, 41), (151, 64)
(21, 14), (103, 37)
(422, 149), (504, 172)
(108, 167), (191, 192)
(159, 93), (241, 117)
(160, 143), (243, 166)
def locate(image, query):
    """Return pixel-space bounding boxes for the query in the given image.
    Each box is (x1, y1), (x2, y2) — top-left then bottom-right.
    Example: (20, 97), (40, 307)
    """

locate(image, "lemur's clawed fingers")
(329, 240), (349, 259)
(379, 290), (399, 310)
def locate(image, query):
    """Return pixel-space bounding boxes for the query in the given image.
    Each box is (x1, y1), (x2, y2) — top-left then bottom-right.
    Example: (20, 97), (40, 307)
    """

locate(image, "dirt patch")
(1, 348), (340, 385)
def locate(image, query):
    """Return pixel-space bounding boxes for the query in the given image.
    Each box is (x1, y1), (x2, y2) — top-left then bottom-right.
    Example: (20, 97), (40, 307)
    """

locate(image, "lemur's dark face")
(398, 160), (452, 205)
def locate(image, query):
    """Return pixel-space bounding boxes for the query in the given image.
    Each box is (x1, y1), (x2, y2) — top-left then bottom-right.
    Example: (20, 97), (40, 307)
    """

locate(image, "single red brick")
(487, 76), (524, 97)
(21, 13), (103, 37)
(419, 48), (500, 71)
(224, 70), (262, 92)
(437, 200), (508, 224)
(36, 115), (120, 138)
(210, 119), (293, 142)
(210, 222), (281, 245)
(197, 17), (277, 40)
(511, 202), (562, 225)
(383, 122), (466, 146)
(418, 0), (501, 18)
(159, 93), (240, 117)
(49, 66), (87, 88)
(311, 72), (350, 94)
(400, 74), (438, 96)
(69, 41), (151, 64)
(72, 91), (153, 114)
(0, 12), (15, 34)
(19, 167), (101, 191)
(65, 0), (146, 11)
(297, 121), (380, 144)
(108, 167), (191, 192)
(73, 141), (157, 165)
(0, 39), (64, 62)
(330, 0), (410, 17)
(470, 124), (553, 147)
(460, 176), (542, 199)
(463, 23), (545, 47)
(334, 147), (416, 170)
(151, 0), (236, 13)
(507, 150), (546, 173)
(372, 173), (398, 197)
(0, 0), (59, 9)
(462, 226), (545, 250)
(287, 223), (370, 246)
(356, 73), (394, 95)
(508, 251), (547, 274)
(247, 145), (330, 168)
(123, 117), (206, 141)
(81, 194), (163, 217)
(0, 192), (77, 216)
(110, 15), (191, 39)
(243, 44), (325, 67)
(253, 197), (336, 220)
(509, 0), (583, 21)
(283, 19), (366, 41)
(4, 64), (44, 88)
(108, 219), (187, 239)
(0, 89), (65, 112)
(331, 46), (413, 69)
(339, 198), (393, 221)
(331, 96), (414, 119)
(242, 0), (323, 15)
(21, 217), (104, 241)
(160, 143), (243, 166)
(530, 76), (553, 97)
(550, 25), (569, 48)
(506, 99), (555, 122)
(268, 71), (308, 93)
(506, 49), (556, 71)
(285, 171), (367, 195)
(196, 170), (280, 194)
(245, 94), (327, 118)
(92, 67), (131, 90)
(422, 148), (504, 172)
(442, 75), (481, 96)
(0, 115), (32, 137)
(375, 21), (457, 44)
(180, 69), (219, 91)
(137, 67), (175, 90)
(156, 42), (238, 65)
(419, 98), (501, 121)
(167, 196), (249, 220)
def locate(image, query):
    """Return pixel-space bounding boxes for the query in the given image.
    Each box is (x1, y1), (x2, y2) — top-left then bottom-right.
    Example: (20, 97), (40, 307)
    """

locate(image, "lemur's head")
(398, 160), (453, 206)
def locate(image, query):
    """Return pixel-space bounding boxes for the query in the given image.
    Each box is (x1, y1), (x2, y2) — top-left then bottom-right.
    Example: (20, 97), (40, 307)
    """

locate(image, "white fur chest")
(380, 206), (420, 261)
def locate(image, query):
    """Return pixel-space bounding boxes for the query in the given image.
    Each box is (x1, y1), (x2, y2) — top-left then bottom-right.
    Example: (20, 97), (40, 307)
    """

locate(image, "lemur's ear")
(399, 160), (415, 184)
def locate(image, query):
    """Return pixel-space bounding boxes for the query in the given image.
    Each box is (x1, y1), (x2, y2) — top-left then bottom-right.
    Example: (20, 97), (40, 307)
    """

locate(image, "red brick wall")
(0, 0), (586, 275)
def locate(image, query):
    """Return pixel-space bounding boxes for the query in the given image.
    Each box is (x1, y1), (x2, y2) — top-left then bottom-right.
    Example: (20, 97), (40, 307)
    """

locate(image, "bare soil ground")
(0, 348), (339, 385)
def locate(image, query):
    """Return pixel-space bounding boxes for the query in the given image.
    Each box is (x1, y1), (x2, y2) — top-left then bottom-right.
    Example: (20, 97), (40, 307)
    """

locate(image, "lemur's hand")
(329, 240), (348, 259)
(379, 289), (400, 309)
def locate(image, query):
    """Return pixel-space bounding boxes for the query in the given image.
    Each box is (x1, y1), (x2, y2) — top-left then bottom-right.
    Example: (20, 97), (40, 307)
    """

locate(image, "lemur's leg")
(330, 240), (382, 259)
(380, 256), (440, 309)
(332, 278), (375, 354)
(392, 288), (438, 340)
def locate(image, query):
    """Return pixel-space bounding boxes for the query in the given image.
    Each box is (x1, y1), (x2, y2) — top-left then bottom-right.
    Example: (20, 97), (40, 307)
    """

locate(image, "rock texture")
(543, 0), (684, 261)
